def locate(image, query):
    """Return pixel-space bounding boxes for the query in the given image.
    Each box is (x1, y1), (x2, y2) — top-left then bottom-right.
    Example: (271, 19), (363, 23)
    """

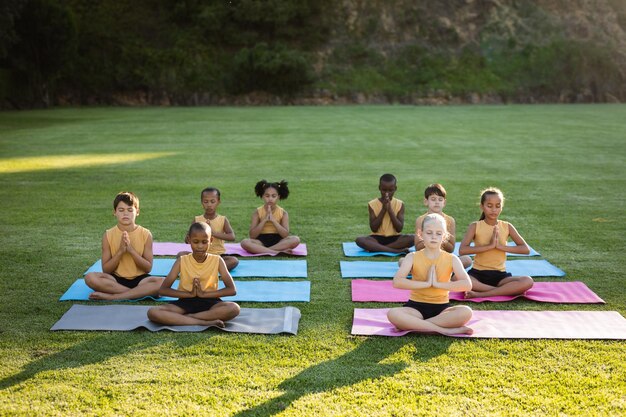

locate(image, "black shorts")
(113, 273), (151, 289)
(170, 297), (222, 314)
(403, 300), (452, 320)
(468, 268), (512, 287)
(370, 235), (400, 246)
(258, 233), (282, 247)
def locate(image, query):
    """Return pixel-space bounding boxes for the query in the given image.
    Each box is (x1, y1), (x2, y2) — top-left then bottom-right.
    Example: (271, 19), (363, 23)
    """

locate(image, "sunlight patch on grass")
(0, 152), (178, 174)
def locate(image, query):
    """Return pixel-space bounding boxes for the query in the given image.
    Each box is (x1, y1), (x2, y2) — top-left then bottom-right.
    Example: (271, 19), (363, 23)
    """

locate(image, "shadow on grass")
(233, 336), (453, 416)
(0, 331), (208, 390)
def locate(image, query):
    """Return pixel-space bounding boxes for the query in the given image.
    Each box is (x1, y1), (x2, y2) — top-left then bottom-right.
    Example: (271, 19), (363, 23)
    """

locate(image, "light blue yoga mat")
(342, 242), (415, 257)
(84, 258), (175, 276)
(452, 242), (540, 257)
(60, 279), (310, 302)
(342, 241), (539, 257)
(83, 259), (307, 278)
(340, 259), (565, 278)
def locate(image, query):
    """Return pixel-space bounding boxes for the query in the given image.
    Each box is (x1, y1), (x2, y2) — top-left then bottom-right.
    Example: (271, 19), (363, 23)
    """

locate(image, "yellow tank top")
(409, 250), (453, 304)
(194, 214), (227, 255)
(178, 253), (220, 292)
(416, 212), (454, 234)
(257, 205), (285, 234)
(473, 220), (510, 271)
(369, 197), (403, 236)
(105, 225), (151, 279)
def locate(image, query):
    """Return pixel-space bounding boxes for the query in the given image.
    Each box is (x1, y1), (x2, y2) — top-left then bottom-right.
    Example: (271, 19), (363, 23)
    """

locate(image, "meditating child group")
(85, 174), (532, 335)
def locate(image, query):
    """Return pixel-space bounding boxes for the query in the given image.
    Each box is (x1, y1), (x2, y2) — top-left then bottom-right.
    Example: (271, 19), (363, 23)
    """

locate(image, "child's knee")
(227, 257), (239, 270)
(147, 307), (161, 322)
(84, 272), (98, 287)
(456, 305), (473, 322)
(387, 308), (401, 324)
(224, 302), (241, 319)
(520, 276), (534, 290)
(355, 236), (367, 247)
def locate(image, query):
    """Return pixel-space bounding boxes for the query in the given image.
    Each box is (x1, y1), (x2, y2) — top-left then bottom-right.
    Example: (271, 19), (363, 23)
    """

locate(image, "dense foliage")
(0, 0), (624, 107)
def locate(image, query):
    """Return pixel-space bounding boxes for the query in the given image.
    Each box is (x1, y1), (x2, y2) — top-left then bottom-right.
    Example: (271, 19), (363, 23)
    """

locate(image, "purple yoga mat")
(351, 280), (605, 304)
(351, 308), (626, 339)
(153, 242), (308, 257)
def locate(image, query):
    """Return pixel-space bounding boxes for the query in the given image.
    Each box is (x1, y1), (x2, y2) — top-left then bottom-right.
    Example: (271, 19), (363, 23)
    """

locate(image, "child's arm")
(272, 210), (291, 238)
(496, 224), (530, 255)
(368, 202), (387, 233)
(101, 233), (124, 274)
(391, 253), (431, 290)
(126, 230), (153, 273)
(442, 217), (456, 253)
(157, 259), (196, 298)
(432, 257), (472, 292)
(196, 257), (237, 298)
(212, 217), (236, 242)
(459, 222), (496, 255)
(248, 209), (265, 239)
(386, 201), (405, 233)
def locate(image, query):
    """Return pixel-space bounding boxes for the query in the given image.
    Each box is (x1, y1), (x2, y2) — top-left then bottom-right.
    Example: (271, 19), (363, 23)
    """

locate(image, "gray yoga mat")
(51, 304), (301, 335)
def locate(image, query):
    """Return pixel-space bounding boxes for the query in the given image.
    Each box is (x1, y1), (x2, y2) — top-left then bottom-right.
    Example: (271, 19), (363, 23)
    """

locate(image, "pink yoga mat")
(351, 280), (605, 304)
(351, 308), (626, 339)
(153, 242), (307, 257)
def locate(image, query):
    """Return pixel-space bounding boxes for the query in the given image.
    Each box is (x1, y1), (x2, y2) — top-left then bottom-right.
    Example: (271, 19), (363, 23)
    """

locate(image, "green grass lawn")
(0, 104), (624, 416)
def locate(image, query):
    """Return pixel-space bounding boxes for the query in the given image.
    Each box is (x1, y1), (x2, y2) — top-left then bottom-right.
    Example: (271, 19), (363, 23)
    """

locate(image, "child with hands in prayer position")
(387, 213), (473, 336)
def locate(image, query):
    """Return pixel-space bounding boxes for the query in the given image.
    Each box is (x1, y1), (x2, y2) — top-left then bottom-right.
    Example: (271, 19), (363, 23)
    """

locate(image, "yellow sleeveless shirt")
(472, 220), (510, 271)
(194, 214), (227, 255)
(257, 205), (285, 234)
(369, 197), (403, 236)
(178, 253), (220, 292)
(409, 250), (453, 304)
(105, 225), (151, 279)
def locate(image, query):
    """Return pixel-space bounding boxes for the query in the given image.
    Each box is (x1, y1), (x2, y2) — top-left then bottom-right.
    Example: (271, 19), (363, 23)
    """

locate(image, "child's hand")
(428, 265), (437, 287)
(490, 225), (499, 248)
(190, 278), (201, 297)
(120, 232), (130, 252)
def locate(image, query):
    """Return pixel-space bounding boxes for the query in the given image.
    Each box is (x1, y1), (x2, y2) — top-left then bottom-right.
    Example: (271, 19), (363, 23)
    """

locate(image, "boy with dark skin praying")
(355, 173), (414, 253)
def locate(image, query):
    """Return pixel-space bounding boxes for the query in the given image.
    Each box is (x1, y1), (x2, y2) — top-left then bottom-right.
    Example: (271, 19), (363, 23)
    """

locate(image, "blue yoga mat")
(83, 259), (307, 278)
(340, 259), (565, 278)
(84, 258), (175, 276)
(342, 242), (539, 257)
(60, 279), (310, 302)
(452, 242), (540, 257)
(342, 242), (415, 257)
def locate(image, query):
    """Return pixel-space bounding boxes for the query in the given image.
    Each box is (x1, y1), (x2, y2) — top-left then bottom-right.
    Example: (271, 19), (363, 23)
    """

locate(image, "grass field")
(0, 104), (624, 416)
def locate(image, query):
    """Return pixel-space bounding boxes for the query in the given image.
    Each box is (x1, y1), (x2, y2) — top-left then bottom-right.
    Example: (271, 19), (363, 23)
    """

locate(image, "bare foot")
(442, 326), (473, 336)
(464, 291), (480, 299)
(89, 291), (114, 300)
(202, 319), (225, 328)
(280, 249), (294, 255)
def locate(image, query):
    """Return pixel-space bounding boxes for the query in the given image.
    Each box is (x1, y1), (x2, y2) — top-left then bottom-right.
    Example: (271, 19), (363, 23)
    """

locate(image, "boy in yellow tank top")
(85, 192), (164, 300)
(355, 173), (414, 253)
(387, 213), (473, 335)
(177, 187), (239, 270)
(148, 222), (240, 327)
(459, 188), (533, 298)
(413, 183), (472, 268)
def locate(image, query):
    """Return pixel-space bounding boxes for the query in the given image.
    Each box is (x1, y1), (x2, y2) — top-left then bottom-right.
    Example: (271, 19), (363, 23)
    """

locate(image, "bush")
(229, 42), (313, 96)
